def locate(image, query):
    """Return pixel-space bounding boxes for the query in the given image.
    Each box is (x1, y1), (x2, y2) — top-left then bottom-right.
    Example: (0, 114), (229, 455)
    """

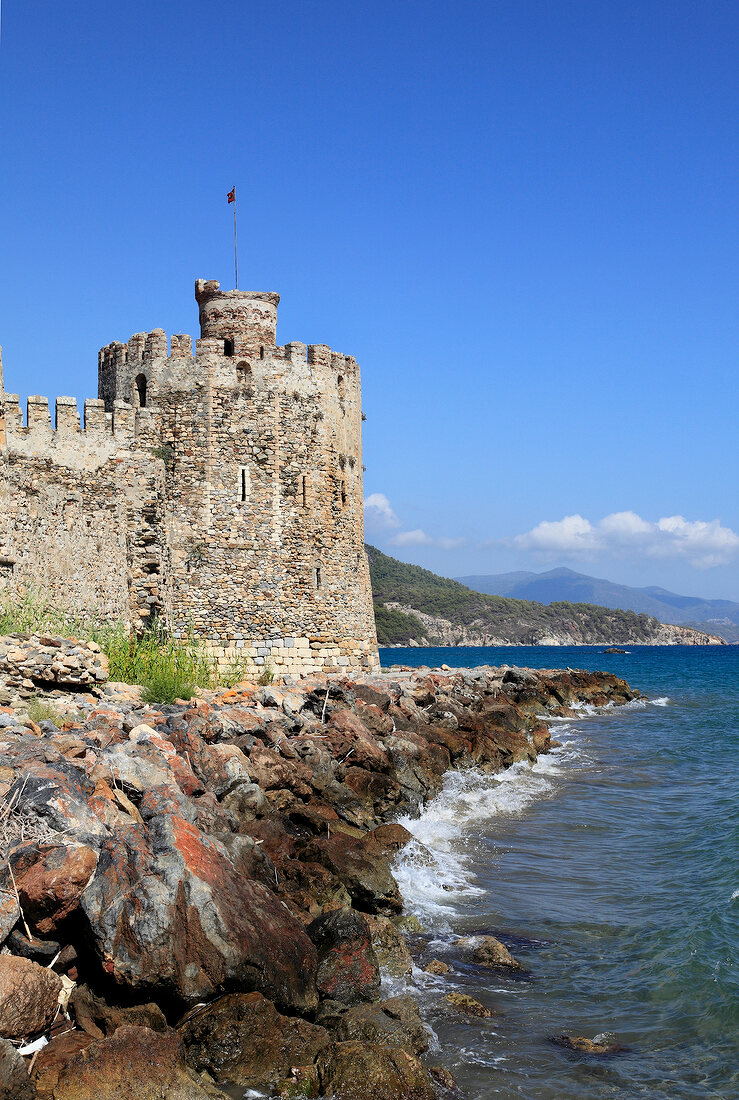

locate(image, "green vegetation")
(367, 544), (668, 646)
(373, 603), (428, 645)
(0, 587), (253, 700)
(24, 696), (71, 726)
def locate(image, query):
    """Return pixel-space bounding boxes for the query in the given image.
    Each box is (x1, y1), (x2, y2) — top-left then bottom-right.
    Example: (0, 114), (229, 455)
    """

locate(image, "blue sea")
(380, 645), (739, 1099)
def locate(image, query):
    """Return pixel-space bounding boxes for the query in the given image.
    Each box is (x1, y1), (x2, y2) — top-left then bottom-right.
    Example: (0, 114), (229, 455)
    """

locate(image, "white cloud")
(388, 528), (465, 550)
(512, 511), (739, 568)
(364, 495), (464, 550)
(363, 493), (401, 531)
(389, 528), (434, 546)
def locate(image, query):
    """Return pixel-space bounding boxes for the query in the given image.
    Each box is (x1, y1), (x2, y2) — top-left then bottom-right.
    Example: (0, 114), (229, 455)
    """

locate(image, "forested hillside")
(366, 545), (723, 647)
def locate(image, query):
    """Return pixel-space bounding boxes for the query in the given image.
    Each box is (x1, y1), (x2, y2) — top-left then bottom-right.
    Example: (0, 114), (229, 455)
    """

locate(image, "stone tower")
(94, 280), (379, 675)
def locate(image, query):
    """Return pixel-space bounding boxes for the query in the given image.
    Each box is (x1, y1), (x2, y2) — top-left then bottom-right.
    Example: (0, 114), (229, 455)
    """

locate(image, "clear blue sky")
(2, 1), (738, 598)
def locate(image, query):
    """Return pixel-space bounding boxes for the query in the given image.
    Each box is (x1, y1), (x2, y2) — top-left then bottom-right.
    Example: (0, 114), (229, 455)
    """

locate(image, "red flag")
(227, 187), (235, 203)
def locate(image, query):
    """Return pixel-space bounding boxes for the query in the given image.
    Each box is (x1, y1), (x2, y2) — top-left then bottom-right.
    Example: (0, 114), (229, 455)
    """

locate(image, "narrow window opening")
(224, 339), (235, 357)
(337, 375), (345, 399)
(135, 374), (147, 408)
(341, 480), (347, 507)
(301, 475), (307, 508)
(314, 565), (322, 590)
(260, 345), (265, 359)
(238, 465), (250, 502)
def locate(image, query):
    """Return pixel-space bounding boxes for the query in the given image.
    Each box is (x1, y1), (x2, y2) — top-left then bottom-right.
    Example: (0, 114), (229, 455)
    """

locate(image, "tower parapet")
(195, 280), (279, 357)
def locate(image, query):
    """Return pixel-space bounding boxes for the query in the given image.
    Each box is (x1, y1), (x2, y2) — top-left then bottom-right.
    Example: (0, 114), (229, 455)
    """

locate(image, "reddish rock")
(308, 908), (380, 1005)
(531, 726), (551, 753)
(370, 823), (414, 853)
(45, 1025), (230, 1099)
(0, 955), (63, 1039)
(179, 991), (329, 1087)
(30, 1031), (93, 1095)
(80, 815), (317, 1011)
(11, 842), (98, 935)
(326, 709), (391, 772)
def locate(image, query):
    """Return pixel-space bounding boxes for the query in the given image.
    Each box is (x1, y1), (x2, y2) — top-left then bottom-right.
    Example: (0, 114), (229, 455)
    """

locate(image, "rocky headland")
(0, 632), (641, 1099)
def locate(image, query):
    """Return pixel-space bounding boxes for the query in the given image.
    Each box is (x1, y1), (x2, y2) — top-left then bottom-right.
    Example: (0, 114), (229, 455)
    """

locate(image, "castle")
(0, 281), (379, 676)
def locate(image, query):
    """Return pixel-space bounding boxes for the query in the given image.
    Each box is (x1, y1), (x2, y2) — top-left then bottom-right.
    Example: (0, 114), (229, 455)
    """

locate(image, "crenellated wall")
(0, 280), (378, 676)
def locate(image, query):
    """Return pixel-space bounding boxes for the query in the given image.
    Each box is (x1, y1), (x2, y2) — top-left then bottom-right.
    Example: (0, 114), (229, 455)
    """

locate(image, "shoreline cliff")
(0, 633), (641, 1099)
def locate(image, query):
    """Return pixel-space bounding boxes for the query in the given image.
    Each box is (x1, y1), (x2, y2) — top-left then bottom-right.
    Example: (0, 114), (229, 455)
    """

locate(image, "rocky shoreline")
(0, 633), (641, 1099)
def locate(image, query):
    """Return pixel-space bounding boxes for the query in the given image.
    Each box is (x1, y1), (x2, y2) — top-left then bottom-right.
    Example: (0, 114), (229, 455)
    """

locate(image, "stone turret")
(195, 280), (279, 357)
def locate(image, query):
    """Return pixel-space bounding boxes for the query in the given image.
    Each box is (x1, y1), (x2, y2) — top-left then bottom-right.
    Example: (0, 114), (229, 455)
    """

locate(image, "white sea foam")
(652, 696), (670, 706)
(393, 749), (580, 930)
(730, 889), (739, 902)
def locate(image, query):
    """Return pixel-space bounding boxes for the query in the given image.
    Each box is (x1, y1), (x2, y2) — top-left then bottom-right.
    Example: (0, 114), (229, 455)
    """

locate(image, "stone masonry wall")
(0, 282), (379, 677)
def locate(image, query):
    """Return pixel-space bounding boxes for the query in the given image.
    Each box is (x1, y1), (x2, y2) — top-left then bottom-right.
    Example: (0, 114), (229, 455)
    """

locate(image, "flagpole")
(232, 186), (238, 290)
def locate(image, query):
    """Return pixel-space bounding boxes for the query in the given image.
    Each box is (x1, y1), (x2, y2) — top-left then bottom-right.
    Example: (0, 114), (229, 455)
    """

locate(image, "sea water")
(380, 645), (739, 1099)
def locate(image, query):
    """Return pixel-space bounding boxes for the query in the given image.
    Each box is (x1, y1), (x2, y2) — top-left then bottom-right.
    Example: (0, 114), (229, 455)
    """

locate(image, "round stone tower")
(194, 280), (279, 357)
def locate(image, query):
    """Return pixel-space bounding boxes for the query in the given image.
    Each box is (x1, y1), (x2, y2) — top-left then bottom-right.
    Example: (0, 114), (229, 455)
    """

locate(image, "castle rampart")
(0, 280), (379, 676)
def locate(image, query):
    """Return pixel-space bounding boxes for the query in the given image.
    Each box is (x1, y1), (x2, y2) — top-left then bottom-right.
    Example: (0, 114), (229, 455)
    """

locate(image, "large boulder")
(8, 765), (108, 848)
(37, 1025), (230, 1099)
(80, 814), (317, 1011)
(11, 842), (98, 936)
(179, 991), (329, 1087)
(316, 1041), (437, 1100)
(334, 995), (431, 1055)
(308, 908), (380, 1006)
(297, 832), (402, 913)
(0, 955), (63, 1039)
(456, 934), (523, 971)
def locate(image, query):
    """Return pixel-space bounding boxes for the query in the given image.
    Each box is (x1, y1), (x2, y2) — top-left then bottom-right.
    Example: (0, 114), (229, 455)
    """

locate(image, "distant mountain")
(456, 567), (739, 642)
(366, 546), (724, 647)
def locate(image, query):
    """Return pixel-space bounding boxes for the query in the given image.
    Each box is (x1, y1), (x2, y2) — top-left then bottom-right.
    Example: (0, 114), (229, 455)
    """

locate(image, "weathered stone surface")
(317, 1040), (437, 1100)
(0, 955), (63, 1038)
(8, 765), (108, 848)
(11, 842), (98, 935)
(424, 959), (451, 976)
(42, 1025), (230, 1099)
(0, 635), (108, 690)
(308, 908), (380, 1005)
(457, 934), (523, 971)
(179, 991), (329, 1086)
(0, 1037), (37, 1099)
(552, 1034), (624, 1055)
(70, 984), (168, 1039)
(445, 992), (493, 1018)
(298, 832), (402, 913)
(80, 814), (317, 1010)
(366, 914), (414, 978)
(30, 1032), (93, 1096)
(334, 995), (431, 1055)
(0, 888), (19, 947)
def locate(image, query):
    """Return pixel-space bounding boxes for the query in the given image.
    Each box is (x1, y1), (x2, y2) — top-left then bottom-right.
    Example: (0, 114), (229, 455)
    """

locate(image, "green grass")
(0, 588), (255, 702)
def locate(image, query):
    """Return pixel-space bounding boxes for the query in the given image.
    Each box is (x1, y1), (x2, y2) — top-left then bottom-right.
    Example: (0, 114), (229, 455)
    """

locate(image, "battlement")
(3, 394), (141, 438)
